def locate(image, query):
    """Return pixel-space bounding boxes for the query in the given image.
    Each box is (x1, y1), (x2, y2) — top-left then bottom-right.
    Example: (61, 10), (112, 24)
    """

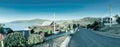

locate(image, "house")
(0, 28), (13, 41)
(40, 21), (54, 26)
(36, 21), (60, 31)
(103, 16), (117, 25)
(2, 28), (13, 35)
(3, 24), (32, 38)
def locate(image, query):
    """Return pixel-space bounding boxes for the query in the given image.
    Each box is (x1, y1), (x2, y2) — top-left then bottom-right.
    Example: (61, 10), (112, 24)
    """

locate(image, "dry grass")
(96, 24), (120, 38)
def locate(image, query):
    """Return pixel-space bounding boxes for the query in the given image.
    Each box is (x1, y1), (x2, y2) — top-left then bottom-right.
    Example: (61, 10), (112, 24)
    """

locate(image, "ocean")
(4, 23), (35, 31)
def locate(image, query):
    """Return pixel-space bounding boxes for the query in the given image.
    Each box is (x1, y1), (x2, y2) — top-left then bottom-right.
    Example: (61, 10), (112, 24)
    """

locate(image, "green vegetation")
(116, 17), (120, 24)
(33, 27), (42, 33)
(87, 21), (101, 30)
(95, 24), (120, 38)
(43, 27), (52, 36)
(116, 15), (120, 24)
(4, 32), (26, 47)
(0, 24), (4, 34)
(32, 27), (52, 37)
(60, 23), (73, 32)
(78, 17), (101, 27)
(60, 25), (68, 32)
(28, 34), (43, 46)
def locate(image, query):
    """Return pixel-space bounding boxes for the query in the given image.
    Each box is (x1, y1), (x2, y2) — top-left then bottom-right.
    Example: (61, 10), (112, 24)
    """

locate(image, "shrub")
(28, 34), (43, 46)
(4, 32), (26, 47)
(60, 29), (66, 32)
(43, 28), (52, 37)
(33, 27), (43, 33)
(60, 26), (68, 32)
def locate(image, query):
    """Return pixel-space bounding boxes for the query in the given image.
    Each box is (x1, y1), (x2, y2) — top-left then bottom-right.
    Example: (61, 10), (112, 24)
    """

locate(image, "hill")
(9, 19), (49, 24)
(78, 17), (101, 27)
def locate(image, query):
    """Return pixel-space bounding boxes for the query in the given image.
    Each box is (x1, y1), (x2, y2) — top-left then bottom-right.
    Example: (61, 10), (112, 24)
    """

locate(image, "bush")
(4, 32), (26, 47)
(43, 28), (52, 37)
(60, 25), (68, 32)
(60, 29), (66, 32)
(28, 34), (43, 46)
(32, 27), (52, 36)
(33, 27), (43, 33)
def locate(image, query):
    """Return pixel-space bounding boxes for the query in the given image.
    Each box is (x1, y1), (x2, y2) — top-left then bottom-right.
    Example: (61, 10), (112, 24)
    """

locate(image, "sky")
(0, 0), (120, 23)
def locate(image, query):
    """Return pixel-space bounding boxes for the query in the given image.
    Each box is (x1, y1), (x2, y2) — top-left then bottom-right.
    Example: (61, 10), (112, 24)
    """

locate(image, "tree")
(0, 24), (4, 34)
(4, 32), (26, 47)
(91, 21), (100, 30)
(73, 24), (77, 29)
(87, 21), (100, 30)
(87, 24), (91, 29)
(68, 24), (71, 29)
(116, 17), (120, 24)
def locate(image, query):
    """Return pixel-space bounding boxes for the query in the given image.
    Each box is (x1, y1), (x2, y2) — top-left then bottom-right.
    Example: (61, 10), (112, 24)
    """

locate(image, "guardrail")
(33, 29), (79, 47)
(45, 32), (72, 41)
(33, 32), (72, 47)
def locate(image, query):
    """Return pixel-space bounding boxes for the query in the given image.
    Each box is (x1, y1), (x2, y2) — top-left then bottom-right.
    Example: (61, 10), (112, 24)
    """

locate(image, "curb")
(60, 36), (71, 47)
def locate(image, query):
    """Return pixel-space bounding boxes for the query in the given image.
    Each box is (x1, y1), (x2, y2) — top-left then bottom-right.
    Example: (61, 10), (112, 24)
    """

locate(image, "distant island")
(9, 19), (50, 24)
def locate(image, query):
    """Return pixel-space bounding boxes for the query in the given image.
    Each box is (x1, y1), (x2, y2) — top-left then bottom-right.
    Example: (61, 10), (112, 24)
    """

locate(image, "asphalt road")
(69, 28), (120, 47)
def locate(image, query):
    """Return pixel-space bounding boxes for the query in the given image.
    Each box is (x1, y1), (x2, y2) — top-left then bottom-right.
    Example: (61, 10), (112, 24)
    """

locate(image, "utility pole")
(50, 12), (56, 47)
(109, 4), (112, 27)
(53, 12), (56, 32)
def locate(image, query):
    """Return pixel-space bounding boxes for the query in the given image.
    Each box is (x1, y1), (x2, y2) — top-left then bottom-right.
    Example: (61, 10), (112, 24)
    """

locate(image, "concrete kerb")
(60, 36), (71, 47)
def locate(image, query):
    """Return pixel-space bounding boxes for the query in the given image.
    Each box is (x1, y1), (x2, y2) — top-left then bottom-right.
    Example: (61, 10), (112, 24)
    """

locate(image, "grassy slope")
(78, 17), (100, 27)
(96, 24), (120, 38)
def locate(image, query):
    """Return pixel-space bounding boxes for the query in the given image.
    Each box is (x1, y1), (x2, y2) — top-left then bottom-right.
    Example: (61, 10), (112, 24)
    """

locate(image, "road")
(69, 28), (120, 47)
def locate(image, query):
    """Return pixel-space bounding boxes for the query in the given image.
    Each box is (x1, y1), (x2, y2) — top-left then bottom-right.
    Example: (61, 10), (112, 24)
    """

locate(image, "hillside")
(9, 19), (49, 24)
(78, 17), (101, 27)
(55, 20), (73, 25)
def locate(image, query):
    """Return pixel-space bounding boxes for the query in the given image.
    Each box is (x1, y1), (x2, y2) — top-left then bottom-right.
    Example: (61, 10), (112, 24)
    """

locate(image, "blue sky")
(0, 0), (120, 23)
